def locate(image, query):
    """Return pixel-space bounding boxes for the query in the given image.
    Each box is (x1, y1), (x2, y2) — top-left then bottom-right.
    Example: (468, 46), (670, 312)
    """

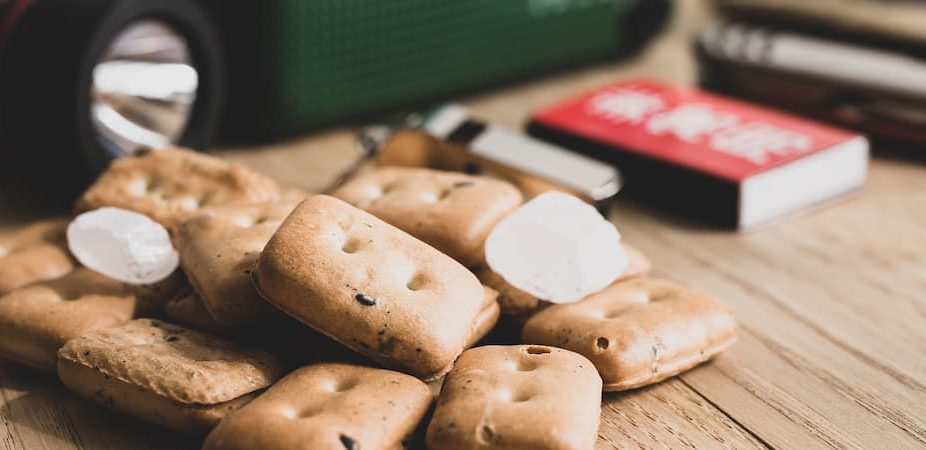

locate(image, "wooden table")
(2, 2), (925, 449)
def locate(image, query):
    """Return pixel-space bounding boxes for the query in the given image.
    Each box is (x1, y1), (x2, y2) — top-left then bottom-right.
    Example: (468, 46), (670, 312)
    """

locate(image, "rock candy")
(67, 207), (179, 284)
(484, 192), (627, 303)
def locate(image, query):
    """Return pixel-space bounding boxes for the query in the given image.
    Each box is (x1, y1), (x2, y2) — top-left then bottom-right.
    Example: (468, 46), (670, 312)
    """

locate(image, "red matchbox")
(528, 79), (869, 228)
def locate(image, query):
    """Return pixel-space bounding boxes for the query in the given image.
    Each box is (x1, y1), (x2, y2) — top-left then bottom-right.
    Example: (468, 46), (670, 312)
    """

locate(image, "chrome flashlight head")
(90, 19), (199, 158)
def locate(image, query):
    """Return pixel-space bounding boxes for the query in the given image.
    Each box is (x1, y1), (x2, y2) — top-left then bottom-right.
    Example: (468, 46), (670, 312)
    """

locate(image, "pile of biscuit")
(0, 147), (737, 450)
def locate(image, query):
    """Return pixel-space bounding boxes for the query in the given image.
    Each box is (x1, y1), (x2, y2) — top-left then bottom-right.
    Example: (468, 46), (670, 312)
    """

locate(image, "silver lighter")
(346, 104), (622, 206)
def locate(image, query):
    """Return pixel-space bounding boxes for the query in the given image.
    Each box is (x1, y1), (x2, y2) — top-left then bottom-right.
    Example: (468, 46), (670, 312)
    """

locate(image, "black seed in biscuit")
(355, 293), (376, 306)
(340, 434), (358, 450)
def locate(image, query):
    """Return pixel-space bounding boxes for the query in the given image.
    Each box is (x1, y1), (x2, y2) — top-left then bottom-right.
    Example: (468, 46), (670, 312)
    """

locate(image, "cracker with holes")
(477, 242), (652, 317)
(0, 267), (177, 371)
(279, 186), (311, 204)
(332, 167), (523, 267)
(163, 288), (232, 335)
(253, 195), (485, 380)
(176, 202), (297, 327)
(164, 288), (369, 367)
(522, 278), (737, 391)
(468, 286), (501, 347)
(426, 345), (602, 450)
(57, 319), (286, 433)
(0, 218), (75, 295)
(227, 285), (494, 368)
(203, 363), (432, 450)
(75, 147), (281, 231)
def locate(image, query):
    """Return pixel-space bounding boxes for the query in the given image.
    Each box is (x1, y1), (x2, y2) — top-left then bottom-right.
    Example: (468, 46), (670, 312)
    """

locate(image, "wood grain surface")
(2, 1), (925, 449)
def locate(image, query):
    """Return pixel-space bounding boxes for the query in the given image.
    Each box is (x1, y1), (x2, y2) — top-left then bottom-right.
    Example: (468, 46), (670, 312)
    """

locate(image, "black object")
(697, 23), (926, 152)
(354, 294), (377, 307)
(0, 0), (222, 198)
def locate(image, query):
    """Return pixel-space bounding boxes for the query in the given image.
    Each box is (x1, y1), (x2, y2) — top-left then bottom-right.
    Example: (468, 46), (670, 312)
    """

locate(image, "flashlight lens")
(91, 20), (198, 157)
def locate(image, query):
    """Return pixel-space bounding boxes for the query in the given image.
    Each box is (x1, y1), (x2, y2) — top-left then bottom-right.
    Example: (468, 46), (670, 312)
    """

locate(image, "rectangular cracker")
(163, 288), (232, 335)
(58, 319), (286, 433)
(477, 242), (652, 317)
(426, 345), (602, 450)
(332, 167), (523, 267)
(522, 278), (737, 391)
(467, 286), (501, 348)
(162, 279), (374, 369)
(0, 218), (75, 295)
(253, 195), (485, 380)
(163, 288), (367, 367)
(224, 273), (490, 368)
(279, 186), (310, 204)
(176, 202), (296, 326)
(0, 267), (143, 371)
(75, 148), (281, 231)
(58, 358), (257, 434)
(203, 363), (432, 450)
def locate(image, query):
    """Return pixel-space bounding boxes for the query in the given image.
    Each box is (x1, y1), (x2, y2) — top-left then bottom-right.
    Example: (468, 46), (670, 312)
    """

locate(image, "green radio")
(203, 0), (671, 140)
(0, 0), (669, 196)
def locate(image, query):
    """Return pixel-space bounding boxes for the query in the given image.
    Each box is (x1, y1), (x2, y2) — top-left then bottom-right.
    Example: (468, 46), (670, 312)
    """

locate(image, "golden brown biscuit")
(426, 345), (602, 450)
(0, 267), (162, 371)
(59, 359), (257, 433)
(332, 167), (523, 267)
(468, 286), (501, 348)
(163, 288), (232, 335)
(163, 288), (366, 367)
(58, 319), (286, 433)
(253, 195), (484, 380)
(373, 130), (581, 201)
(0, 218), (75, 295)
(522, 278), (737, 391)
(476, 268), (541, 318)
(202, 363), (432, 450)
(176, 202), (296, 326)
(279, 186), (311, 204)
(185, 220), (486, 367)
(477, 242), (651, 317)
(620, 243), (652, 281)
(161, 278), (370, 368)
(75, 148), (281, 231)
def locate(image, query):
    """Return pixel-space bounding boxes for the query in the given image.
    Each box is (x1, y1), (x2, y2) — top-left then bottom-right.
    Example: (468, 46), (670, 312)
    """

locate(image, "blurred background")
(1, 0), (924, 220)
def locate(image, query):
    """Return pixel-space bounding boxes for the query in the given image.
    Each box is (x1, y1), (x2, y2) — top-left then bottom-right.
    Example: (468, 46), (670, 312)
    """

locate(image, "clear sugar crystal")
(485, 191), (628, 303)
(67, 207), (179, 284)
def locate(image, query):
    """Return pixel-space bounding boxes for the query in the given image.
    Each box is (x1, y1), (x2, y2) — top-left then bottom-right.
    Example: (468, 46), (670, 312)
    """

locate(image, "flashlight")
(0, 0), (222, 197)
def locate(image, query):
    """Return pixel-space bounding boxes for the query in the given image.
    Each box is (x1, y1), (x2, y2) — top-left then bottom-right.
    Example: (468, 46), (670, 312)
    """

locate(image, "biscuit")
(75, 148), (281, 231)
(468, 286), (501, 348)
(162, 278), (374, 367)
(279, 186), (310, 204)
(163, 288), (231, 335)
(521, 278), (737, 391)
(163, 287), (366, 367)
(176, 202), (296, 326)
(332, 167), (523, 267)
(426, 345), (602, 450)
(0, 218), (75, 295)
(202, 363), (432, 450)
(618, 243), (652, 281)
(478, 242), (651, 317)
(0, 267), (159, 371)
(57, 319), (286, 433)
(253, 195), (485, 380)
